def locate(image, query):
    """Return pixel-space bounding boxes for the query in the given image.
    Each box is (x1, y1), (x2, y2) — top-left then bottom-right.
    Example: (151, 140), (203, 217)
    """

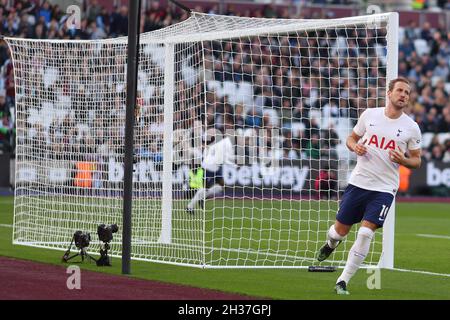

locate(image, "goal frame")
(6, 11), (399, 270)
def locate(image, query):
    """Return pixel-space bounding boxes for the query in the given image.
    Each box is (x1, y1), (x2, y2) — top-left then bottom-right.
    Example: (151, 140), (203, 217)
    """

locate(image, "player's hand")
(353, 144), (367, 156)
(389, 147), (405, 165)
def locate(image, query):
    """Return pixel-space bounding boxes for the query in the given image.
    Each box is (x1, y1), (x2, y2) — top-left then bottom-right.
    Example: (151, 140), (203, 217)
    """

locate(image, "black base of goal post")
(308, 266), (337, 272)
(122, 0), (141, 275)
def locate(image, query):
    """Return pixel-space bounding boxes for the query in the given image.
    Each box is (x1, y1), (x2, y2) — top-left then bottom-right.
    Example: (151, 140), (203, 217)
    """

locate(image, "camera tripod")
(62, 235), (97, 264)
(96, 242), (112, 266)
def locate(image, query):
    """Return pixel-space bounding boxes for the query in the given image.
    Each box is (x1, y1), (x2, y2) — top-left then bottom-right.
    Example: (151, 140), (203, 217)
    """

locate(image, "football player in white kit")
(186, 128), (235, 213)
(316, 78), (422, 295)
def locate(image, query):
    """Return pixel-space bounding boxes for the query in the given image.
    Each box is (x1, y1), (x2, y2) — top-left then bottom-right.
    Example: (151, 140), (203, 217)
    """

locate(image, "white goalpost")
(6, 11), (398, 268)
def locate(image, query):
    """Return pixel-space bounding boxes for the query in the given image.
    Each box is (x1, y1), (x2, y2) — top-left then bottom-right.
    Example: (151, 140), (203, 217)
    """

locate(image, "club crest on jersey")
(366, 135), (396, 150)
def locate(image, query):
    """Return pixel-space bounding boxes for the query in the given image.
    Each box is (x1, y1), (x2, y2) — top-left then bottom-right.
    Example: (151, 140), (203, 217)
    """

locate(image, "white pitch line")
(392, 267), (450, 278)
(0, 224), (12, 228)
(416, 234), (450, 240)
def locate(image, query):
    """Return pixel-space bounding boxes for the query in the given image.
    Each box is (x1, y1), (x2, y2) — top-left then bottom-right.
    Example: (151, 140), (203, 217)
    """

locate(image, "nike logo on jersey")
(369, 124), (375, 126)
(367, 135), (396, 151)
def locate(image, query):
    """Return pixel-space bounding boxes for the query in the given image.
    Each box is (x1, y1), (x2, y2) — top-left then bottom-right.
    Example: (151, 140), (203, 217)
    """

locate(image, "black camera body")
(73, 231), (91, 249)
(97, 224), (118, 243)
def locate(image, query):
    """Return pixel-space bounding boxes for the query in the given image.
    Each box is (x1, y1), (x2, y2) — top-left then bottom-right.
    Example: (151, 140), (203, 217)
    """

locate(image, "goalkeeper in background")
(316, 78), (422, 295)
(186, 128), (235, 213)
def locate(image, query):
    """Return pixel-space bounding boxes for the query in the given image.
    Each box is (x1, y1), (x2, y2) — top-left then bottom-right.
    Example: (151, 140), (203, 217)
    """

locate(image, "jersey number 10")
(379, 205), (389, 221)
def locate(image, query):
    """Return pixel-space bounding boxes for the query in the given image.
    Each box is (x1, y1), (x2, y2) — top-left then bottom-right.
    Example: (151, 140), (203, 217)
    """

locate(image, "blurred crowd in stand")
(0, 0), (448, 169)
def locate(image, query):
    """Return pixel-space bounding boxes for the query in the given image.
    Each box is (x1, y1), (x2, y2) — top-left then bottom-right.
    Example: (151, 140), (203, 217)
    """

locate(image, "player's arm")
(347, 109), (368, 156)
(389, 148), (421, 169)
(223, 137), (235, 165)
(346, 131), (367, 156)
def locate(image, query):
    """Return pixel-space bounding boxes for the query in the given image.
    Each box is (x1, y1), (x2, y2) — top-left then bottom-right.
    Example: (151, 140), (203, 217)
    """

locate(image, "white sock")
(327, 225), (344, 249)
(187, 188), (206, 209)
(206, 184), (223, 198)
(337, 226), (374, 285)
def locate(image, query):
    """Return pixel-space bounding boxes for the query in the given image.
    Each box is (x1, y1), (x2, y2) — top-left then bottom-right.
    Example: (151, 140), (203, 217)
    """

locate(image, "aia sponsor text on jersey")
(363, 135), (397, 150)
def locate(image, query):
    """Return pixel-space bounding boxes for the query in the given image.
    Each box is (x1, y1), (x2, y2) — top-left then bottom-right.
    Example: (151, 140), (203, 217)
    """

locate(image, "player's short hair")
(388, 77), (410, 92)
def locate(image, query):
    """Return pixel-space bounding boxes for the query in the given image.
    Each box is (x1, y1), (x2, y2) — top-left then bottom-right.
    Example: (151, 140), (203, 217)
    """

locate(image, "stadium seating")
(0, 1), (448, 164)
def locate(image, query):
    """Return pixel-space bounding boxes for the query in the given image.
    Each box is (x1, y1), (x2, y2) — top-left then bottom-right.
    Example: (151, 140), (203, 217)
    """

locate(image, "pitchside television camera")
(96, 224), (118, 267)
(97, 224), (118, 243)
(62, 231), (96, 263)
(62, 224), (119, 266)
(73, 231), (91, 249)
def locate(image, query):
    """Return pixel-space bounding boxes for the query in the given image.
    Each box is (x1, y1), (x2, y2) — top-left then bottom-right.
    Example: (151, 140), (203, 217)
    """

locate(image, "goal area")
(7, 12), (398, 268)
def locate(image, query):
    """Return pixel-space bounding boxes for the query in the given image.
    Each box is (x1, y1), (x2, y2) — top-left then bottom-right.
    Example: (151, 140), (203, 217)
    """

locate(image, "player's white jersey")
(202, 136), (235, 172)
(349, 107), (422, 195)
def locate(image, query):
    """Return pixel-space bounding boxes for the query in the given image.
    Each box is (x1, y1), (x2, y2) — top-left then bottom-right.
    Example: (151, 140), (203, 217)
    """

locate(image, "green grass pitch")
(0, 196), (449, 299)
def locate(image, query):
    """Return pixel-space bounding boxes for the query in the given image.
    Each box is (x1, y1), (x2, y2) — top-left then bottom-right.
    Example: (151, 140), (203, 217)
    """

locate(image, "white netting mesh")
(8, 12), (396, 268)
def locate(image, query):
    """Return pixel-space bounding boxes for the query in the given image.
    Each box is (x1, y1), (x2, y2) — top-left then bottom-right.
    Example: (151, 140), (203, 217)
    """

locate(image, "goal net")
(7, 12), (398, 268)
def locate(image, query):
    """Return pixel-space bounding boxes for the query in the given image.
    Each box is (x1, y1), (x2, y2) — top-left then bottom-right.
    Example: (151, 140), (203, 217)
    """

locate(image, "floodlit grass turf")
(0, 196), (449, 299)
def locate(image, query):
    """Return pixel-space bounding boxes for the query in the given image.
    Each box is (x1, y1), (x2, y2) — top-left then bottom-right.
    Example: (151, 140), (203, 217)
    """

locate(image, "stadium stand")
(0, 0), (449, 166)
